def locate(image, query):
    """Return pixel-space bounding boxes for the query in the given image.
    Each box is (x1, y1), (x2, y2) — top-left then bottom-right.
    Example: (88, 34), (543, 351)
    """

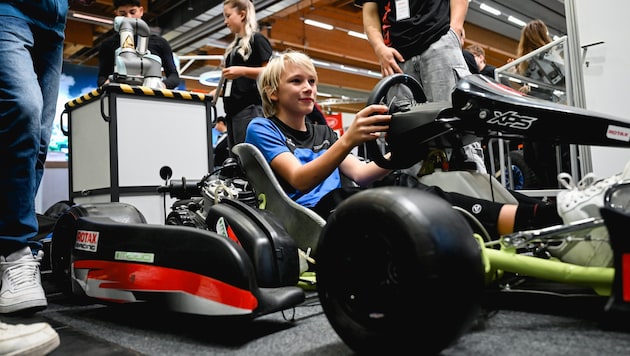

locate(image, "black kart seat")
(232, 143), (326, 256)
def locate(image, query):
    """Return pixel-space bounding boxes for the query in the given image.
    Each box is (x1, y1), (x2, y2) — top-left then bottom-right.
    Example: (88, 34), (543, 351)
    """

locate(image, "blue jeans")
(0, 15), (64, 254)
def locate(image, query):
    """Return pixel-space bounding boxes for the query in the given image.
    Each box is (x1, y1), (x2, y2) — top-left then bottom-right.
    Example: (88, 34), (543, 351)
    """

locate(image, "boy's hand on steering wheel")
(341, 104), (390, 148)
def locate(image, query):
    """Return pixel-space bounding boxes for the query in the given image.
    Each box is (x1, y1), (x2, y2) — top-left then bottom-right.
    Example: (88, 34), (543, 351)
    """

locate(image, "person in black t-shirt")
(97, 0), (180, 89)
(213, 0), (273, 155)
(356, 0), (470, 99)
(462, 49), (480, 74)
(466, 44), (496, 79)
(355, 0), (487, 174)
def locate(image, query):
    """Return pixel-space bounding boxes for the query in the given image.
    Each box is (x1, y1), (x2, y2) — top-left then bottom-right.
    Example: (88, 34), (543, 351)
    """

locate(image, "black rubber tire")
(507, 150), (539, 189)
(316, 187), (484, 355)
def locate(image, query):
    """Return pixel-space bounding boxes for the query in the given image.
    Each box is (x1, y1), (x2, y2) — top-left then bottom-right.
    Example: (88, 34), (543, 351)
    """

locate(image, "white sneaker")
(463, 142), (488, 174)
(550, 161), (630, 267)
(556, 160), (630, 223)
(0, 320), (60, 356)
(0, 247), (47, 314)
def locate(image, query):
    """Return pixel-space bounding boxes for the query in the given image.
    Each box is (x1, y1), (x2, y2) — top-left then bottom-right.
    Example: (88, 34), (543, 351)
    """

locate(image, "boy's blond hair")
(258, 50), (318, 117)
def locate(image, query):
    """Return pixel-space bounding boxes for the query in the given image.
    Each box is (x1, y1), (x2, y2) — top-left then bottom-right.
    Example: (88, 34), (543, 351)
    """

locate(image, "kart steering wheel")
(365, 74), (427, 169)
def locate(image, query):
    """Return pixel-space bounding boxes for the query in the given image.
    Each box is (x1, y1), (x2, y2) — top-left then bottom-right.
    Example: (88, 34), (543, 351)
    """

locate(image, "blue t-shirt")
(246, 117), (341, 208)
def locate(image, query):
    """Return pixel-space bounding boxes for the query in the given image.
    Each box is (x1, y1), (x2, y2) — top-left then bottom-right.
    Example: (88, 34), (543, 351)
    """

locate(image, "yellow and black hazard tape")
(64, 87), (104, 109)
(64, 83), (210, 109)
(112, 83), (209, 102)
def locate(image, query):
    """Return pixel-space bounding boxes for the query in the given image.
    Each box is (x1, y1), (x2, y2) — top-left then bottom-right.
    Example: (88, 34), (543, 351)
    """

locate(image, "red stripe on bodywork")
(226, 224), (241, 246)
(73, 260), (258, 310)
(623, 254), (630, 302)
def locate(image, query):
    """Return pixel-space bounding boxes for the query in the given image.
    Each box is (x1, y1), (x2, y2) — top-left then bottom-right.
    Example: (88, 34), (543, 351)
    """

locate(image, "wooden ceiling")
(64, 0), (543, 112)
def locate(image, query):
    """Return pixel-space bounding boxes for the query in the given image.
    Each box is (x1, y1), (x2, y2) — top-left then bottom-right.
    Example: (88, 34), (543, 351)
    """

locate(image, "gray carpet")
(5, 284), (630, 355)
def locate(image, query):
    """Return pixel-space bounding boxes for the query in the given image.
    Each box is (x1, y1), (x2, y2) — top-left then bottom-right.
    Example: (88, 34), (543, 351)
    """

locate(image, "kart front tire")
(317, 187), (484, 354)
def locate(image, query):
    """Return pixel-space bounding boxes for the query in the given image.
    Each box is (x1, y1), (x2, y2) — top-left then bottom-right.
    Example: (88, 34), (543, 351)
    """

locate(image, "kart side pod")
(205, 198), (300, 288)
(51, 202), (304, 318)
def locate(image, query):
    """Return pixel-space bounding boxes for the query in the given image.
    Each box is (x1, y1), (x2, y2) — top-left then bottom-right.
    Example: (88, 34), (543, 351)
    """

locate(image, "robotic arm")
(111, 16), (164, 88)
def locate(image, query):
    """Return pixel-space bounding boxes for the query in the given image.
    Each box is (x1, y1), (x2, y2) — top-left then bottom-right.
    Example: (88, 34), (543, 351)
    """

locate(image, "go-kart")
(50, 163), (306, 319)
(314, 73), (630, 354)
(50, 74), (630, 354)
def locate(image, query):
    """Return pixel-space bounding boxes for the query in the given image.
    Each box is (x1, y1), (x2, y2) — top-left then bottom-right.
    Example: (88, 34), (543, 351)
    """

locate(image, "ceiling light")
(70, 11), (113, 25)
(480, 3), (501, 16)
(311, 59), (331, 67)
(198, 70), (222, 87)
(304, 19), (333, 30)
(507, 15), (526, 27)
(310, 57), (380, 79)
(347, 31), (368, 40)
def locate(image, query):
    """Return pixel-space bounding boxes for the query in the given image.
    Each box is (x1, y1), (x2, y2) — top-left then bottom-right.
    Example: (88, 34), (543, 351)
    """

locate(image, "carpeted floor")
(4, 274), (630, 356)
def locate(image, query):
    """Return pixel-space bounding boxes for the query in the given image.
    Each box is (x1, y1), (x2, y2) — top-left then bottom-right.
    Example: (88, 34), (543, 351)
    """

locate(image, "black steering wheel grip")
(365, 74), (426, 169)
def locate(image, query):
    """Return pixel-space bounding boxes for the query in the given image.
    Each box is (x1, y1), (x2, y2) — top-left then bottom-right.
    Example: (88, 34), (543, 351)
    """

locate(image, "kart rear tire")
(317, 187), (484, 355)
(507, 150), (538, 189)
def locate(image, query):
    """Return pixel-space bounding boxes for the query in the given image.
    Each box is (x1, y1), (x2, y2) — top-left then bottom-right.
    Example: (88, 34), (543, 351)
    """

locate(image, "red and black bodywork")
(51, 201), (304, 319)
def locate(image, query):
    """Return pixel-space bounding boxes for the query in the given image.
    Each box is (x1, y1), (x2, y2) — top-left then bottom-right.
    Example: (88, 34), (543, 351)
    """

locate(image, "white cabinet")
(63, 84), (214, 224)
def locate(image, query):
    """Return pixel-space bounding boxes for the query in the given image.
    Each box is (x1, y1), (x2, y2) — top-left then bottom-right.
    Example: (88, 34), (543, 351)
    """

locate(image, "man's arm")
(97, 37), (116, 87)
(360, 2), (404, 76)
(153, 36), (181, 89)
(450, 0), (469, 46)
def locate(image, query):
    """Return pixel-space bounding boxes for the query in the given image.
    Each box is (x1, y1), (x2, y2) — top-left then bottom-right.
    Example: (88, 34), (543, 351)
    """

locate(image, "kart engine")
(164, 170), (257, 230)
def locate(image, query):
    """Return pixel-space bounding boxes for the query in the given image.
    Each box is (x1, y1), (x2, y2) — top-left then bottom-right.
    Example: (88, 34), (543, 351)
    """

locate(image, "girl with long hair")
(217, 0), (273, 159)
